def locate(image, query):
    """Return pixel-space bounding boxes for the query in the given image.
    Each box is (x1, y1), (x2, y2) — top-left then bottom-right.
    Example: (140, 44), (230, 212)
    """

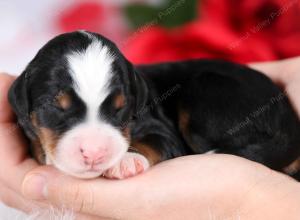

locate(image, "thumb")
(0, 73), (16, 123)
(22, 166), (137, 218)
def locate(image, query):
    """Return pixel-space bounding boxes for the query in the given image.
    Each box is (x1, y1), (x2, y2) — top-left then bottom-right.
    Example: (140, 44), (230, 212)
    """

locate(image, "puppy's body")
(137, 61), (300, 171)
(8, 31), (300, 179)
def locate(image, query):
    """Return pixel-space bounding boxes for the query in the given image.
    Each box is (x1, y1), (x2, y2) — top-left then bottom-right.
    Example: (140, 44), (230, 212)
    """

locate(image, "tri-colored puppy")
(8, 31), (300, 180)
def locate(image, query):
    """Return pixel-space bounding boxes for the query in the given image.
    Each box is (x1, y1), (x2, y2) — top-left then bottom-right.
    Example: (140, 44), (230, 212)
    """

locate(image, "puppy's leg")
(103, 152), (150, 179)
(103, 141), (160, 179)
(104, 134), (185, 179)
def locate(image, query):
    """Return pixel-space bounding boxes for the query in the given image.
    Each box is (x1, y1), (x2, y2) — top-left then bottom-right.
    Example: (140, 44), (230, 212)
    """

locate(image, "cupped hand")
(0, 73), (101, 220)
(0, 73), (40, 212)
(21, 153), (300, 220)
(2, 55), (300, 220)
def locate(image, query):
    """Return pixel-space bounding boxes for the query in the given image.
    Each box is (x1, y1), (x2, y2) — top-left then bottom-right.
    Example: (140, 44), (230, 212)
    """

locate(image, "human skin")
(249, 56), (300, 119)
(0, 57), (300, 219)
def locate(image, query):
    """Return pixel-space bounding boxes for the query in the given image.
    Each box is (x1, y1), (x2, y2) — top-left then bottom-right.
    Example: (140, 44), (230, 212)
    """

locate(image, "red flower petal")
(123, 0), (300, 64)
(57, 2), (104, 33)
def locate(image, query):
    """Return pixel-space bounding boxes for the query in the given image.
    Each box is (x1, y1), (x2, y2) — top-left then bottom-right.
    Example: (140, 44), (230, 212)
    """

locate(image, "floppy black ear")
(134, 69), (149, 112)
(8, 72), (36, 140)
(123, 59), (149, 114)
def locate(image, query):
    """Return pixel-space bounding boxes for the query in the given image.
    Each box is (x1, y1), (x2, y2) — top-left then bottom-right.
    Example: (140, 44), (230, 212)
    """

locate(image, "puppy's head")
(9, 31), (148, 178)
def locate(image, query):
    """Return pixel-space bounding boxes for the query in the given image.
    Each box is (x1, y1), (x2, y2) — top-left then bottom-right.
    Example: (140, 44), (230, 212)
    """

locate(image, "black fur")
(8, 31), (300, 179)
(137, 60), (300, 170)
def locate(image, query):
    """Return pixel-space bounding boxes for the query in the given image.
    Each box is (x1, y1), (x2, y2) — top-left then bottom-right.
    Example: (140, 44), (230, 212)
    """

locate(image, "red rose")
(123, 0), (300, 64)
(58, 2), (104, 33)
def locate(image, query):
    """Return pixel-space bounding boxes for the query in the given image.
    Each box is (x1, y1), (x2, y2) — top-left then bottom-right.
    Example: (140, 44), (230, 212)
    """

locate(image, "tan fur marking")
(31, 139), (45, 164)
(30, 112), (38, 127)
(179, 110), (190, 138)
(30, 112), (58, 162)
(30, 112), (44, 163)
(284, 157), (300, 175)
(122, 127), (131, 142)
(131, 142), (161, 166)
(38, 127), (59, 157)
(56, 91), (72, 110)
(178, 109), (202, 152)
(114, 94), (125, 109)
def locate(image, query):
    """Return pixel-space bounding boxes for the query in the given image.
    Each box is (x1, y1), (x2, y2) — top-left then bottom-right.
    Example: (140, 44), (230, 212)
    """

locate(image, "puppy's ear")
(8, 72), (36, 140)
(126, 60), (149, 113)
(134, 69), (149, 112)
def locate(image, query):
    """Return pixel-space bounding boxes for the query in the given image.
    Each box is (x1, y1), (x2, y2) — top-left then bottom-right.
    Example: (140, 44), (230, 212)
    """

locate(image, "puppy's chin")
(71, 171), (103, 179)
(54, 164), (104, 179)
(49, 151), (126, 179)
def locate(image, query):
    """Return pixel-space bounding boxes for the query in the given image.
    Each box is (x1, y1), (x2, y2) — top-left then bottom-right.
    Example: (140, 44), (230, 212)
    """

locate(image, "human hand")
(20, 153), (300, 220)
(249, 56), (300, 118)
(0, 73), (41, 213)
(0, 73), (102, 220)
(2, 55), (300, 220)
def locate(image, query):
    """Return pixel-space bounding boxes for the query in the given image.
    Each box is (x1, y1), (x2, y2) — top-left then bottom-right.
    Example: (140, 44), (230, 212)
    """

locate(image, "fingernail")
(22, 173), (47, 200)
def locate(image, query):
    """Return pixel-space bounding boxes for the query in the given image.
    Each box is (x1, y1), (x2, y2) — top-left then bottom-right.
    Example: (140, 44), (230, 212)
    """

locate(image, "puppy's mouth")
(49, 158), (107, 179)
(46, 147), (126, 179)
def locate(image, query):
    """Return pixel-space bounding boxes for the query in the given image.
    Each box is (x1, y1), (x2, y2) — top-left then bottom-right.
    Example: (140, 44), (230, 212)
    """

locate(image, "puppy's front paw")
(104, 152), (150, 179)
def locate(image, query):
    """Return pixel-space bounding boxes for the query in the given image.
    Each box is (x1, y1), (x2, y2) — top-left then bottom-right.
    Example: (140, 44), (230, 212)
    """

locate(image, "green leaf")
(124, 0), (198, 30)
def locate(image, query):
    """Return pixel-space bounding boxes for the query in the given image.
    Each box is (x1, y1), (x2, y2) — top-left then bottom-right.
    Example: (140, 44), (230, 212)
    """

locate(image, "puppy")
(8, 31), (300, 180)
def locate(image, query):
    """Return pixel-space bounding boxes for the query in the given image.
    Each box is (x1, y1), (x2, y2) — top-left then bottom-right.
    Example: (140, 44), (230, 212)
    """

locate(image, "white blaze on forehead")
(67, 38), (115, 121)
(78, 30), (94, 39)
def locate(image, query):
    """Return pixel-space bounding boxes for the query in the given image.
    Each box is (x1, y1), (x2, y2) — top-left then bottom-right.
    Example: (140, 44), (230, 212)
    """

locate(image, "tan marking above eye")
(114, 93), (126, 109)
(56, 91), (72, 110)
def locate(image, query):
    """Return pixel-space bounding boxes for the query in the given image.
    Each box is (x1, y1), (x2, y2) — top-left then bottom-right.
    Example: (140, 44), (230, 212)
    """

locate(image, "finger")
(283, 75), (300, 119)
(75, 213), (112, 220)
(248, 60), (285, 86)
(0, 72), (27, 166)
(0, 182), (45, 214)
(0, 149), (39, 195)
(27, 208), (107, 220)
(0, 122), (29, 167)
(0, 73), (16, 123)
(0, 182), (104, 220)
(22, 166), (136, 219)
(0, 120), (39, 192)
(0, 73), (39, 192)
(22, 155), (273, 219)
(0, 121), (39, 194)
(248, 56), (300, 86)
